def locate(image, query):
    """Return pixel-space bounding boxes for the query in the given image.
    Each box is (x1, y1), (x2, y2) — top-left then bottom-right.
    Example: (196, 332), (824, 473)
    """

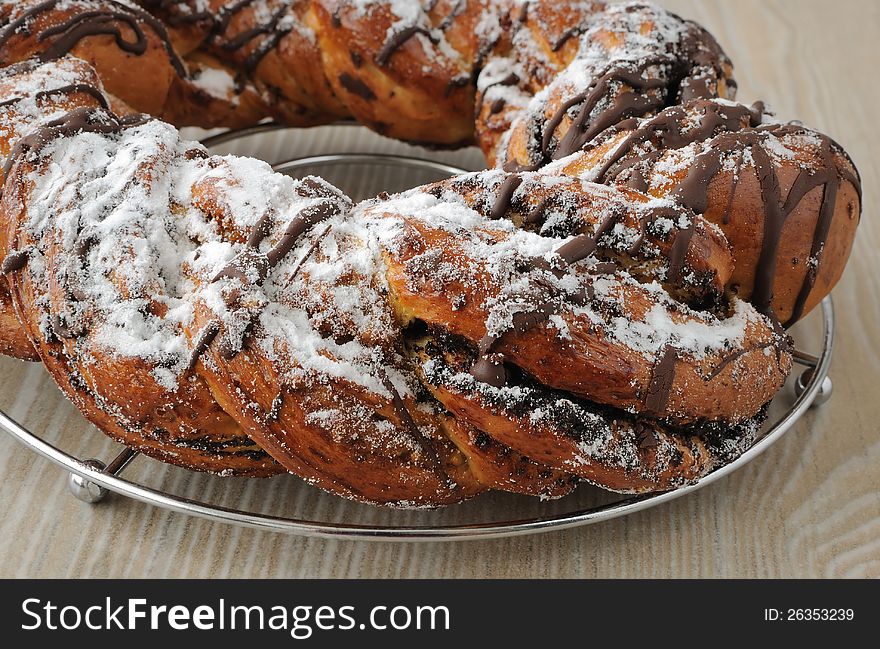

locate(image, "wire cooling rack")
(0, 124), (835, 541)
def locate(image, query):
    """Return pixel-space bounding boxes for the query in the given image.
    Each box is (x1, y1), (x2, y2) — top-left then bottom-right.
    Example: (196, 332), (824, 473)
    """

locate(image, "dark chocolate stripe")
(0, 0), (188, 78)
(376, 24), (439, 66)
(1, 249), (29, 274)
(523, 197), (551, 225)
(471, 186), (622, 385)
(242, 22), (293, 73)
(468, 181), (704, 388)
(555, 208), (622, 265)
(644, 345), (678, 416)
(489, 174), (522, 220)
(219, 3), (285, 51)
(585, 98), (860, 325)
(550, 23), (588, 52)
(141, 0), (213, 27)
(470, 355), (507, 388)
(338, 73), (376, 101)
(2, 106), (147, 178)
(376, 371), (444, 478)
(187, 320), (221, 369)
(246, 213), (273, 248)
(666, 223), (695, 283)
(704, 342), (775, 381)
(439, 0), (466, 30)
(548, 61), (669, 162)
(35, 83), (109, 110)
(266, 200), (342, 268)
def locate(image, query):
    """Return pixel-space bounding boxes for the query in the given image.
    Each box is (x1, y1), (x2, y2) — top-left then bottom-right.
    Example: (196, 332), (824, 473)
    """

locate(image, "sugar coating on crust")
(361, 180), (763, 363)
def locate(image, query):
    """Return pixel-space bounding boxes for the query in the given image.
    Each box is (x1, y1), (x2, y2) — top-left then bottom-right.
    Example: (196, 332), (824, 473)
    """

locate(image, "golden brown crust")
(410, 332), (759, 494)
(697, 152), (859, 324)
(0, 285), (38, 360)
(420, 172), (735, 302)
(437, 412), (579, 499)
(371, 179), (790, 427)
(558, 100), (862, 323)
(309, 0), (477, 145)
(192, 332), (483, 505)
(488, 2), (736, 169)
(180, 169), (483, 506)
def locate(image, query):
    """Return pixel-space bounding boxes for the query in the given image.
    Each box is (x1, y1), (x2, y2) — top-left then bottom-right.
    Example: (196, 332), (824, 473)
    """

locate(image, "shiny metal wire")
(0, 129), (836, 541)
(272, 152), (472, 179)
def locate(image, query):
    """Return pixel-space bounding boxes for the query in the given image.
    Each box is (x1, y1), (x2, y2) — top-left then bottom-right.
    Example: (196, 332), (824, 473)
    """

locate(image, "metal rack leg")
(68, 447), (139, 504)
(792, 350), (833, 408)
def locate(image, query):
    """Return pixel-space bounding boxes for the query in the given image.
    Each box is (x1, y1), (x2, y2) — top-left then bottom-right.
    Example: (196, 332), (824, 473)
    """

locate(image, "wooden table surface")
(1, 0), (878, 579)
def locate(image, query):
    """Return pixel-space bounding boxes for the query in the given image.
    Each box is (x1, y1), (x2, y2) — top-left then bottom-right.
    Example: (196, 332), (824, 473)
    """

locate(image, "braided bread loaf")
(0, 0), (860, 506)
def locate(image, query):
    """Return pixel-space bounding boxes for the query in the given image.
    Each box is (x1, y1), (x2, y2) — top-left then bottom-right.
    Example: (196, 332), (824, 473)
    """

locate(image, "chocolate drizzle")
(379, 373), (421, 439)
(228, 4), (293, 73)
(438, 0), (466, 31)
(523, 197), (550, 225)
(666, 223), (694, 283)
(555, 207), (622, 266)
(201, 0), (259, 40)
(703, 341), (775, 381)
(489, 97), (505, 114)
(468, 177), (705, 388)
(201, 194), (345, 363)
(502, 14), (735, 172)
(2, 106), (148, 178)
(644, 345), (679, 416)
(338, 73), (377, 101)
(209, 199), (342, 285)
(0, 81), (110, 114)
(219, 3), (283, 51)
(140, 0), (212, 27)
(489, 174), (522, 220)
(471, 191), (626, 386)
(0, 84), (111, 198)
(376, 24), (439, 67)
(143, 0), (292, 74)
(587, 98), (861, 325)
(187, 320), (221, 369)
(1, 249), (29, 274)
(374, 0), (469, 67)
(470, 335), (508, 388)
(265, 200), (342, 267)
(592, 100), (764, 186)
(548, 60), (669, 163)
(211, 247), (269, 284)
(35, 83), (110, 110)
(550, 22), (590, 53)
(0, 0), (187, 78)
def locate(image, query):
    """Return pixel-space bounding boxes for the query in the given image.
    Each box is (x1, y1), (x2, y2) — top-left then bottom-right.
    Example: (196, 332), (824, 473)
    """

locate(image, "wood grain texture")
(0, 0), (878, 578)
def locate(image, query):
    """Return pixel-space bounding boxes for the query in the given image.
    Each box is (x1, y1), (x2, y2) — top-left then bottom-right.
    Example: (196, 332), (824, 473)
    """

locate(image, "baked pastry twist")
(0, 0), (860, 505)
(552, 99), (861, 325)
